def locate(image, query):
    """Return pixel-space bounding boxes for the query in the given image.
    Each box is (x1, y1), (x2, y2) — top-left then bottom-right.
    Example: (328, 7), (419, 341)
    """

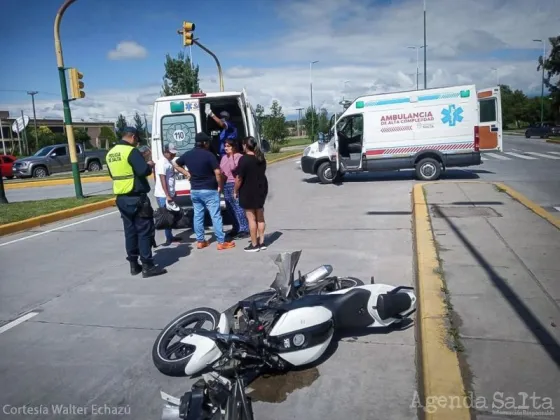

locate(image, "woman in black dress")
(234, 136), (268, 252)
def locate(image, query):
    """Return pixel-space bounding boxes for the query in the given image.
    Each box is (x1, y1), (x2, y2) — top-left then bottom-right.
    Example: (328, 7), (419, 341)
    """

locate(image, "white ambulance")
(150, 90), (265, 223)
(301, 84), (503, 183)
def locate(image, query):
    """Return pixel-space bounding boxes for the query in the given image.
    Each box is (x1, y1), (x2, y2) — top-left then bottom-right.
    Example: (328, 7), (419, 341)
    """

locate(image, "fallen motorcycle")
(154, 251), (416, 420)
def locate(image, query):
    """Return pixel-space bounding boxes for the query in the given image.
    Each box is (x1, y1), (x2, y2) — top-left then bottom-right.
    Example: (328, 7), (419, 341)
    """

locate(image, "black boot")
(142, 263), (167, 278)
(129, 261), (142, 276)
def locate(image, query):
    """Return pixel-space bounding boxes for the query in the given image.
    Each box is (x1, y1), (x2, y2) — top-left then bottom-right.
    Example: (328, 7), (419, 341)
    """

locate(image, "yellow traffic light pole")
(178, 22), (224, 92)
(54, 0), (83, 198)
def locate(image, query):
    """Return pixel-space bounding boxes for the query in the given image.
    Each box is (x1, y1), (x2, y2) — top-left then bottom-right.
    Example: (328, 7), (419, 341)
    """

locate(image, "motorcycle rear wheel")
(152, 307), (221, 377)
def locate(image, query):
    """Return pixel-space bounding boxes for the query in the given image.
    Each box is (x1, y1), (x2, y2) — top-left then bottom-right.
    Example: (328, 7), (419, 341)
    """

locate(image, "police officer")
(106, 127), (167, 278)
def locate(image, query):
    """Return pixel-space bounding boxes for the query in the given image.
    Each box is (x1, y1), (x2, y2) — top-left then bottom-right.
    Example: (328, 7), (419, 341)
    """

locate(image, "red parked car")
(0, 154), (17, 179)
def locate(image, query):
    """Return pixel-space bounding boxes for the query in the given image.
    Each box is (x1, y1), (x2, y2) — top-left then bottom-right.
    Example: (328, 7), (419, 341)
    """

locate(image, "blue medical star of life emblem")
(441, 105), (464, 127)
(185, 102), (193, 111)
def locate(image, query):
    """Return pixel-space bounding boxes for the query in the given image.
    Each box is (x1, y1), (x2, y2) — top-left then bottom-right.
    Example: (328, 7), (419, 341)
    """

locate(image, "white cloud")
(107, 41), (148, 60)
(1, 0), (558, 123)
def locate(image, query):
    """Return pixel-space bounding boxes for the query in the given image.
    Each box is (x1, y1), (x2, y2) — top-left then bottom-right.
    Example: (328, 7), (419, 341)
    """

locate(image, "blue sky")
(0, 0), (278, 103)
(0, 0), (556, 123)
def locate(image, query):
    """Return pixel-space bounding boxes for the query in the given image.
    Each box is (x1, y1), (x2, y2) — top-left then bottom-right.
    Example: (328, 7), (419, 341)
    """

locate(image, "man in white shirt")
(154, 143), (183, 246)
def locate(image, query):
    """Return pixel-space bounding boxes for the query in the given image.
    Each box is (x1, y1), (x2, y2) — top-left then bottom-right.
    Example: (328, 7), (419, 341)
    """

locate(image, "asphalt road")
(474, 134), (560, 213)
(0, 160), (419, 420)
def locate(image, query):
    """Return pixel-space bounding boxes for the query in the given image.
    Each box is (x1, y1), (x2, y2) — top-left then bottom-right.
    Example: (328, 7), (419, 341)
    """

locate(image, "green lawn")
(0, 195), (114, 225)
(266, 150), (302, 162)
(283, 137), (313, 147)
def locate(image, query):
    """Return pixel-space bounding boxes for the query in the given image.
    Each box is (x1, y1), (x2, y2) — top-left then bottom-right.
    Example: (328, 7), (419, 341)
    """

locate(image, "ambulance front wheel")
(317, 161), (339, 184)
(415, 157), (442, 181)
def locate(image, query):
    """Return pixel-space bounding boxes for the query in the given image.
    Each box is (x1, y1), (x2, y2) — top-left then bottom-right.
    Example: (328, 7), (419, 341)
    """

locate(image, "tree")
(255, 104), (266, 136)
(116, 114), (127, 139)
(99, 126), (117, 148)
(303, 106), (320, 140)
(133, 112), (146, 144)
(262, 100), (289, 151)
(161, 51), (201, 96)
(538, 36), (560, 123)
(317, 108), (330, 134)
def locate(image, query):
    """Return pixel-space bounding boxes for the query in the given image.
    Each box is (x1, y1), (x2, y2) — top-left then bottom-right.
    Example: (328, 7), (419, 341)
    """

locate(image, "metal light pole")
(491, 67), (499, 85)
(408, 46), (424, 90)
(0, 118), (7, 203)
(54, 0), (83, 198)
(27, 91), (39, 151)
(310, 60), (318, 140)
(533, 39), (546, 125)
(423, 0), (427, 89)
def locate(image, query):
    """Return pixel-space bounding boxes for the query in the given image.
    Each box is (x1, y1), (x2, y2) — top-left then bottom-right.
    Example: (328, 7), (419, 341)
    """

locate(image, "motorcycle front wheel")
(152, 307), (221, 377)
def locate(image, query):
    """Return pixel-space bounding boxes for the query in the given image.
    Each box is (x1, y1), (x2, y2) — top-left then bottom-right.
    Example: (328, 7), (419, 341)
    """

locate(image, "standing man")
(154, 143), (183, 246)
(205, 105), (238, 158)
(174, 132), (236, 251)
(106, 127), (167, 278)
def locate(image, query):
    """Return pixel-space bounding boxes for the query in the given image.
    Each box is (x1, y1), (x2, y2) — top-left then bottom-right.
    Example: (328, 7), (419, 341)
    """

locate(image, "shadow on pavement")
(153, 236), (194, 269)
(302, 169), (482, 184)
(435, 206), (560, 367)
(264, 231), (283, 246)
(451, 201), (504, 206)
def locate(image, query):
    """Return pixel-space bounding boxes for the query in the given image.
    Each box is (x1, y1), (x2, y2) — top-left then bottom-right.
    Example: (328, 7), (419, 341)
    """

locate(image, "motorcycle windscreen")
(269, 250), (302, 298)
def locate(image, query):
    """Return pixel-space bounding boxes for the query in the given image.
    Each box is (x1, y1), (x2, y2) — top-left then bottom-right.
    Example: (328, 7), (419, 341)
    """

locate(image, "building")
(0, 111), (115, 154)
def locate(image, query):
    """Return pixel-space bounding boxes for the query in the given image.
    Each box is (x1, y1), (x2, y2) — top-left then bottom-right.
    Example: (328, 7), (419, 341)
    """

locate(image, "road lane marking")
(0, 312), (39, 335)
(554, 207), (560, 212)
(525, 152), (560, 160)
(504, 152), (538, 160)
(485, 153), (512, 160)
(0, 210), (119, 248)
(548, 152), (560, 156)
(481, 156), (488, 161)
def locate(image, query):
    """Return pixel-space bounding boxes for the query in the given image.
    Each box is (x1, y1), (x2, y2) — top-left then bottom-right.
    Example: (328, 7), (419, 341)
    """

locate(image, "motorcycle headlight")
(303, 146), (311, 156)
(293, 333), (305, 347)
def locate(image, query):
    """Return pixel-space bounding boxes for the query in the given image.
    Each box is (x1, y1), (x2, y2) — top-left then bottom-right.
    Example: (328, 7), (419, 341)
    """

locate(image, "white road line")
(0, 312), (39, 335)
(504, 152), (538, 160)
(548, 151), (560, 156)
(0, 210), (119, 248)
(525, 152), (560, 160)
(485, 153), (512, 160)
(481, 156), (488, 161)
(554, 207), (560, 212)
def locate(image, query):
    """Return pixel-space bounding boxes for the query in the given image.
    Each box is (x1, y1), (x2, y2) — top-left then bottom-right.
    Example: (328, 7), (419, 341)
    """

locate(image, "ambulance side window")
(337, 114), (363, 139)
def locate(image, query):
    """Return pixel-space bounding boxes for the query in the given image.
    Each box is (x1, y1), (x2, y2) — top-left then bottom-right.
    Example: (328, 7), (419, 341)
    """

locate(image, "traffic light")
(68, 68), (85, 100)
(182, 21), (195, 46)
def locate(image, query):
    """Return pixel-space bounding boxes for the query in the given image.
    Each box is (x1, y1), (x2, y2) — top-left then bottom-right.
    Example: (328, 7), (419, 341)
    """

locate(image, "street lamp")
(54, 0), (84, 199)
(533, 39), (546, 125)
(310, 60), (319, 139)
(491, 67), (499, 85)
(423, 0), (427, 89)
(408, 46), (425, 90)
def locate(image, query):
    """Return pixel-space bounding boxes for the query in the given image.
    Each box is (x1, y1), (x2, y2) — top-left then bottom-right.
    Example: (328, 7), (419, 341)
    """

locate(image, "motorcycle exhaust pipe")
(161, 404), (181, 420)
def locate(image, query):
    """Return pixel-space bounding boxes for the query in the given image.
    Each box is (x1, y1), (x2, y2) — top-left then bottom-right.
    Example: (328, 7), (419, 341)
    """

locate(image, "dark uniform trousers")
(116, 194), (155, 265)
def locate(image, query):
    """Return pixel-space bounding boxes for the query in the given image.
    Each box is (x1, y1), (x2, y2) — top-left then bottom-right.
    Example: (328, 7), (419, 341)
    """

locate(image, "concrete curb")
(0, 197), (116, 237)
(494, 182), (560, 229)
(411, 183), (471, 420)
(5, 176), (111, 190)
(267, 151), (302, 164)
(545, 139), (560, 145)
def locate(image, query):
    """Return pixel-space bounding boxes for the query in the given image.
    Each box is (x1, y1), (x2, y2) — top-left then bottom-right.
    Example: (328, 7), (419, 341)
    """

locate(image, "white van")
(150, 90), (265, 222)
(301, 84), (503, 183)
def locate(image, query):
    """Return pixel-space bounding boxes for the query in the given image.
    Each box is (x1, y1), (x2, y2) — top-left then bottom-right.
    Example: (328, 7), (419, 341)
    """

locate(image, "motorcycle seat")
(376, 292), (412, 320)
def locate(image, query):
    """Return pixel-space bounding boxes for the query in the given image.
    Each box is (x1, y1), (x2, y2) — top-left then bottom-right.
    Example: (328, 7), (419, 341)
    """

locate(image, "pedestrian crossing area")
(482, 151), (560, 161)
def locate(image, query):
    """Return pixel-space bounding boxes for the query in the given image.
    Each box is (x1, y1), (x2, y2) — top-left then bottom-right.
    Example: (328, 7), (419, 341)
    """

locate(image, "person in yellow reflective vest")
(106, 127), (167, 278)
